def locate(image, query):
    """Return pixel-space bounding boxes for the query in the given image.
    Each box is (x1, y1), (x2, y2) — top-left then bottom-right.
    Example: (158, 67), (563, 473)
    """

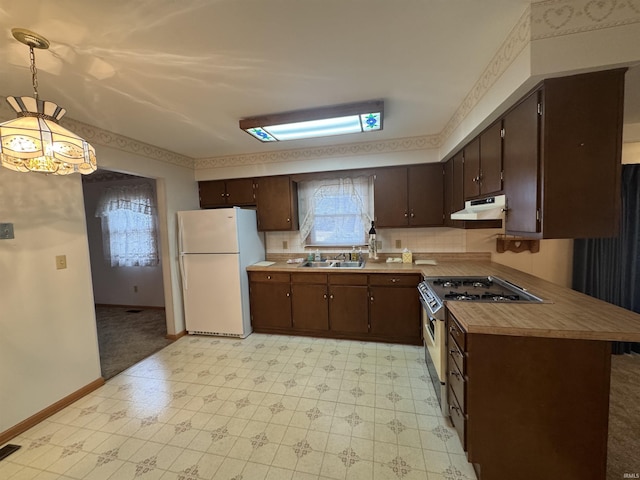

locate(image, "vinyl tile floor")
(1, 334), (475, 480)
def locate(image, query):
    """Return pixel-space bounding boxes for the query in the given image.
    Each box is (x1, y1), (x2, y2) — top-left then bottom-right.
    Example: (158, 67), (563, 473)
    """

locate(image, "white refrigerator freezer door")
(178, 209), (239, 254)
(182, 253), (245, 336)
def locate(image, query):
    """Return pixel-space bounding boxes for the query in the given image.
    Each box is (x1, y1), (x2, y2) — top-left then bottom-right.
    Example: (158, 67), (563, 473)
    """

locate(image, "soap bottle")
(368, 221), (377, 260)
(314, 249), (321, 261)
(350, 246), (357, 261)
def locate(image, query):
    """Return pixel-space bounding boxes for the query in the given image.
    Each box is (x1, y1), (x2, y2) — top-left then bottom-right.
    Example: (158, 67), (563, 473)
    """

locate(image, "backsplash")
(265, 227), (466, 256)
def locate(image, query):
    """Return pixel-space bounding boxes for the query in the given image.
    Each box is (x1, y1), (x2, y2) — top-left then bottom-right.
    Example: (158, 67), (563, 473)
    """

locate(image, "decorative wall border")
(531, 0), (640, 39)
(194, 134), (441, 169)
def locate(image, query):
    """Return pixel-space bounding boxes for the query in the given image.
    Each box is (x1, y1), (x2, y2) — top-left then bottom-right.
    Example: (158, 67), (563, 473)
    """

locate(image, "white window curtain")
(95, 183), (160, 267)
(298, 176), (373, 246)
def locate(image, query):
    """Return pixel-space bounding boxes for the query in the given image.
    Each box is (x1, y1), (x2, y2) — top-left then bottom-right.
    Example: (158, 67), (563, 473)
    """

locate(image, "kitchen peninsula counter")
(247, 255), (640, 343)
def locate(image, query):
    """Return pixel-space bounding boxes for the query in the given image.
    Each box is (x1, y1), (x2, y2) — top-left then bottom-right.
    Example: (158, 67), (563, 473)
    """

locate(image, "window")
(95, 182), (159, 267)
(298, 176), (373, 246)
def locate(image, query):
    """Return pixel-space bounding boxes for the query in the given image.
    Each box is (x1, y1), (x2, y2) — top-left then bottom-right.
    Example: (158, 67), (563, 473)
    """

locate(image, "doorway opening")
(82, 170), (172, 379)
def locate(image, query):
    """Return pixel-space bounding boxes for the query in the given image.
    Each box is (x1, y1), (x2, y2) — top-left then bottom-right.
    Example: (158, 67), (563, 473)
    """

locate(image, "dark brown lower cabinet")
(291, 283), (329, 331)
(248, 272), (291, 329)
(248, 271), (421, 344)
(447, 311), (611, 480)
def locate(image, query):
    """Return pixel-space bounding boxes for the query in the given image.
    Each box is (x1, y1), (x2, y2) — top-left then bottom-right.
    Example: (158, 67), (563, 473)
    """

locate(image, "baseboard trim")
(94, 304), (166, 310)
(0, 377), (105, 445)
(166, 330), (186, 341)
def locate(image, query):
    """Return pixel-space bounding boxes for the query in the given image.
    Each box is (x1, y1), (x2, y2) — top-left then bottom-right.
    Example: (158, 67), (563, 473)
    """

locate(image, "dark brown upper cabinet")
(374, 164), (444, 228)
(503, 68), (625, 239)
(464, 122), (503, 200)
(199, 178), (255, 208)
(254, 175), (299, 231)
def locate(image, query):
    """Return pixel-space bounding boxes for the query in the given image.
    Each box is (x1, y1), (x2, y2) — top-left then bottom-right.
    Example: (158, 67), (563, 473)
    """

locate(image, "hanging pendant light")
(0, 28), (97, 175)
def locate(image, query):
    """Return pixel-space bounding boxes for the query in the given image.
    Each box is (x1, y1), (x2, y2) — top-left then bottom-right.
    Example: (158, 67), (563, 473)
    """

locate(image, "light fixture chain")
(29, 45), (39, 100)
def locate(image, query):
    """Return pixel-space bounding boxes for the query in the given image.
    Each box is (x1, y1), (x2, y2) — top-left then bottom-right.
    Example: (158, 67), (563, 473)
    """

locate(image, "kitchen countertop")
(247, 257), (640, 342)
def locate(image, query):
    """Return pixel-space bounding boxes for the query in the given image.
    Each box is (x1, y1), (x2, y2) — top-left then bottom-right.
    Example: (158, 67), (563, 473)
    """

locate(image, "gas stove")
(418, 275), (543, 319)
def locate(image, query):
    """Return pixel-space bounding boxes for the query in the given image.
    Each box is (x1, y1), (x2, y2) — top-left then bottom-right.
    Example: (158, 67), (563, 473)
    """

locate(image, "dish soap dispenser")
(314, 249), (321, 261)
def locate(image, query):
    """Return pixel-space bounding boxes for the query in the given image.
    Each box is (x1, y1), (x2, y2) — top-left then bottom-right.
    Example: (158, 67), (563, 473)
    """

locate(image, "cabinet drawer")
(249, 272), (290, 283)
(448, 384), (466, 450)
(291, 273), (327, 284)
(448, 361), (466, 413)
(447, 312), (466, 350)
(329, 273), (368, 286)
(448, 333), (466, 374)
(368, 274), (421, 287)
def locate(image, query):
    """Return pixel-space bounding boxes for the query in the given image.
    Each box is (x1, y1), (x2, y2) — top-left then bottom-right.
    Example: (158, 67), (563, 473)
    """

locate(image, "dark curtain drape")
(573, 164), (640, 354)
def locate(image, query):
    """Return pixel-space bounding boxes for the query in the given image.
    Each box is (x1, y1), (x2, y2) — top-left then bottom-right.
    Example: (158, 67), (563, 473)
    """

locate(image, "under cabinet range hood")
(450, 194), (506, 220)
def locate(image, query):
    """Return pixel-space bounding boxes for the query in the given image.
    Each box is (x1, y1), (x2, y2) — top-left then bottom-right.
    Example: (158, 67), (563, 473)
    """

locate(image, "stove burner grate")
(444, 291), (481, 301)
(481, 292), (521, 301)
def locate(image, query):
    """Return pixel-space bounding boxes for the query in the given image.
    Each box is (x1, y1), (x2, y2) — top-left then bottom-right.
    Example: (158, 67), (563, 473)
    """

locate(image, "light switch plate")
(56, 255), (67, 270)
(0, 223), (14, 239)
(395, 239), (402, 249)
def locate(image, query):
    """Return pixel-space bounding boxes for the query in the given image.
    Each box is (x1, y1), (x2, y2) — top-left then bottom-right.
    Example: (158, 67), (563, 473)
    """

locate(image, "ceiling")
(1, 1), (638, 161)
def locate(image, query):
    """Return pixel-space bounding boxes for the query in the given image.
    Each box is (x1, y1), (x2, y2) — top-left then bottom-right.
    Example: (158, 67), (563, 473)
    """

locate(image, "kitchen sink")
(299, 260), (365, 269)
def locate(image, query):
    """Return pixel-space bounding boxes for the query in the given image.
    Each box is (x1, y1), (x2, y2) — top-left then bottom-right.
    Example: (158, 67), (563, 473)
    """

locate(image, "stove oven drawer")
(447, 312), (466, 350)
(449, 359), (466, 412)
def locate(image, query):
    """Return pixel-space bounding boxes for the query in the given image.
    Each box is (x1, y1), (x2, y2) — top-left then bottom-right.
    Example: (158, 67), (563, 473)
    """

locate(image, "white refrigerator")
(177, 207), (265, 337)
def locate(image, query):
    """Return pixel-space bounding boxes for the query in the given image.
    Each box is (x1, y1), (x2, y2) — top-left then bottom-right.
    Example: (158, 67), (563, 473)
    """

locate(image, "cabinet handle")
(391, 278), (398, 283)
(221, 193), (225, 197)
(267, 275), (271, 280)
(330, 294), (334, 299)
(449, 404), (460, 414)
(449, 349), (463, 358)
(450, 370), (461, 379)
(323, 294), (327, 299)
(410, 211), (415, 218)
(286, 218), (290, 223)
(286, 292), (290, 297)
(226, 193), (230, 197)
(449, 325), (459, 335)
(370, 296), (374, 302)
(404, 211), (408, 218)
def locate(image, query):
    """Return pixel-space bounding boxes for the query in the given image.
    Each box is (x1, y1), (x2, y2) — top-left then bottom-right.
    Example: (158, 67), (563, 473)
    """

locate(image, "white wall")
(83, 177), (165, 308)
(0, 168), (102, 432)
(0, 140), (198, 437)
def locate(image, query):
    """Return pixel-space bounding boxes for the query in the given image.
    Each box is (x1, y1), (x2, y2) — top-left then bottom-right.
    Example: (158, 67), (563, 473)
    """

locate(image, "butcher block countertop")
(247, 254), (640, 342)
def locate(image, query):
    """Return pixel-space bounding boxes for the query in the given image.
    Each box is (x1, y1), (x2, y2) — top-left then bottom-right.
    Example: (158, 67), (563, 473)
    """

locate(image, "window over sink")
(298, 176), (373, 247)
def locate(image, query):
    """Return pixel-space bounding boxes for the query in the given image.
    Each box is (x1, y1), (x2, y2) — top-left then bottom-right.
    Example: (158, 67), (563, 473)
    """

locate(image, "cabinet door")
(463, 138), (480, 199)
(479, 121), (503, 195)
(255, 176), (298, 231)
(369, 286), (420, 341)
(226, 178), (255, 206)
(250, 282), (292, 329)
(408, 164), (443, 226)
(199, 180), (227, 208)
(329, 285), (369, 334)
(291, 284), (329, 331)
(374, 167), (408, 227)
(503, 91), (540, 235)
(452, 152), (465, 213)
(443, 159), (455, 227)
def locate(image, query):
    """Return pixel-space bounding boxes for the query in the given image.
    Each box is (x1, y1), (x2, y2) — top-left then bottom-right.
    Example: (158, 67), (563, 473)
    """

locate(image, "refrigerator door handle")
(178, 215), (184, 254)
(180, 254), (188, 290)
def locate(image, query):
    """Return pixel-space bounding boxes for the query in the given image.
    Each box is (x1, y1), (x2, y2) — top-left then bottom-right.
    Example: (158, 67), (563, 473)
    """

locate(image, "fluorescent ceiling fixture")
(240, 100), (383, 142)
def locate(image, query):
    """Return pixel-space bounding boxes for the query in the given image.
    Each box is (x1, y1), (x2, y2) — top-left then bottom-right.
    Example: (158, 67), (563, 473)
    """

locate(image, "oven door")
(420, 297), (447, 414)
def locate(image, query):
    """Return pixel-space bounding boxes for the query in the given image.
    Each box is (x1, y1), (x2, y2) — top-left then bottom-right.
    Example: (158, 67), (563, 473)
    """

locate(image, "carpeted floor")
(608, 352), (640, 479)
(95, 306), (174, 380)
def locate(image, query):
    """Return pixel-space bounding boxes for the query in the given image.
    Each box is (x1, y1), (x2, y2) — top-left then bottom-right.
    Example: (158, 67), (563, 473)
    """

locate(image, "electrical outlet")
(0, 223), (14, 239)
(395, 239), (402, 249)
(56, 255), (67, 270)
(283, 240), (288, 250)
(376, 240), (382, 250)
